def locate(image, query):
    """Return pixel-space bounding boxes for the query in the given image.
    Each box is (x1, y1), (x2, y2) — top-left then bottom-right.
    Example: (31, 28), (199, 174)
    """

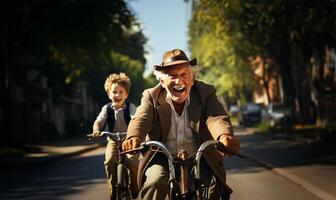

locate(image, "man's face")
(160, 63), (194, 104)
(108, 83), (128, 109)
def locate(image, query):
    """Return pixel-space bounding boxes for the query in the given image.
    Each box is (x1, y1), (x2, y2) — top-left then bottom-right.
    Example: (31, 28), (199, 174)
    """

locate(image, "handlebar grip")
(86, 134), (93, 140)
(217, 143), (244, 158)
(119, 146), (146, 155)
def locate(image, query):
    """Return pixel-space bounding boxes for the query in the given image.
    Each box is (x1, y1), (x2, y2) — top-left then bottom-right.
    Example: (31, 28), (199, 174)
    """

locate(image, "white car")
(262, 103), (292, 127)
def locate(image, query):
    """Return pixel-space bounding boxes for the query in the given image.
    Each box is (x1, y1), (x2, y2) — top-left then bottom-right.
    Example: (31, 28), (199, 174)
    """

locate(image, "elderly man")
(122, 49), (240, 200)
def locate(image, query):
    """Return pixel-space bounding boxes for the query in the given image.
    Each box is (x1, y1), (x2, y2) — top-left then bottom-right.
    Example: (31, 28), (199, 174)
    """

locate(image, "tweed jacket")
(126, 80), (234, 188)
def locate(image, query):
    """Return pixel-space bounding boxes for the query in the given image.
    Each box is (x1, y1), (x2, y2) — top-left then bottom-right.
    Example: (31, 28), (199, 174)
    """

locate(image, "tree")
(1, 0), (149, 146)
(4, 0), (148, 102)
(189, 0), (336, 124)
(189, 0), (256, 104)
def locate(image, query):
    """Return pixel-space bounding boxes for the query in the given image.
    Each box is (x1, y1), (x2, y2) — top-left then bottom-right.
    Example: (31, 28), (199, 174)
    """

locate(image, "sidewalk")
(0, 137), (103, 170)
(235, 126), (336, 200)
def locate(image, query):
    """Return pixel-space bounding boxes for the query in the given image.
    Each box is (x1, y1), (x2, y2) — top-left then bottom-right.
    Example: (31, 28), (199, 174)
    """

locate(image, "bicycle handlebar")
(120, 141), (177, 183)
(87, 131), (128, 142)
(120, 139), (244, 182)
(194, 140), (244, 179)
(143, 141), (176, 183)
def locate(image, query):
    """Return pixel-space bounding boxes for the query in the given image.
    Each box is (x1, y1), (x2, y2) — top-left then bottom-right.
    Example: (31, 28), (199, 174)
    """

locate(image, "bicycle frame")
(88, 131), (132, 200)
(139, 141), (177, 191)
(122, 140), (244, 200)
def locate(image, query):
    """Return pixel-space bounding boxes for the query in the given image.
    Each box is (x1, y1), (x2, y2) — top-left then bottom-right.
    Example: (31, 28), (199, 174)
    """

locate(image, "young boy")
(91, 73), (138, 199)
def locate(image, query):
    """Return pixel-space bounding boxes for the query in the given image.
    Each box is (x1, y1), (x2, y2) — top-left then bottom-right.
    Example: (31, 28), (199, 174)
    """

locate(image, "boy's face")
(108, 83), (128, 109)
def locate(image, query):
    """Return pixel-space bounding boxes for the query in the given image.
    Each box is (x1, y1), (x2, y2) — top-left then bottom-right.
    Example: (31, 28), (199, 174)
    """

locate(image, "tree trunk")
(290, 33), (313, 124)
(309, 47), (336, 127)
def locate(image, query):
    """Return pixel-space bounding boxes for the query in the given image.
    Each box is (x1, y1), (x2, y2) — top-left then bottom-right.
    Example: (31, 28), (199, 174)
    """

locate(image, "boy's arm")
(93, 121), (104, 132)
(92, 105), (108, 137)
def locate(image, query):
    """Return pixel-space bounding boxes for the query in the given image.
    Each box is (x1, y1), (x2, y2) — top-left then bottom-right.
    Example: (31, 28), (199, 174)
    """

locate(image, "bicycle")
(87, 131), (134, 200)
(121, 140), (244, 200)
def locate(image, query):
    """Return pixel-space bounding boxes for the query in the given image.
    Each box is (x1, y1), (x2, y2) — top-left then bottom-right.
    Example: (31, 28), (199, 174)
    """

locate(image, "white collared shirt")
(165, 97), (197, 154)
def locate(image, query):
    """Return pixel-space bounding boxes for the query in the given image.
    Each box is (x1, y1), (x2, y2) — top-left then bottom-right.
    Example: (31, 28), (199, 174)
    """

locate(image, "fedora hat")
(154, 49), (197, 70)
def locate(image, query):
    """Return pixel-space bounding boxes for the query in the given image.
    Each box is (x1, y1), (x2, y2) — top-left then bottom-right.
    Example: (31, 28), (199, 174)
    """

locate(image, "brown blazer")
(126, 80), (234, 188)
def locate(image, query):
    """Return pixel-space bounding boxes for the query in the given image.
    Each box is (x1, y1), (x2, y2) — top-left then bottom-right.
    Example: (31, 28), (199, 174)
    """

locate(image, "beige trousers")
(104, 140), (139, 199)
(139, 156), (224, 200)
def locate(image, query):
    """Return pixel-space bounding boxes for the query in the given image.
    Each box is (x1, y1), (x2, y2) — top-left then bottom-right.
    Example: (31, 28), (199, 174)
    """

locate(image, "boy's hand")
(122, 136), (141, 151)
(218, 134), (240, 156)
(91, 130), (102, 139)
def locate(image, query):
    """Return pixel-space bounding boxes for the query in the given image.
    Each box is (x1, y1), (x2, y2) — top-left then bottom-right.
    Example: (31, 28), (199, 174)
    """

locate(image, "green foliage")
(189, 0), (255, 98)
(110, 52), (143, 75)
(189, 0), (336, 111)
(41, 0), (147, 85)
(143, 73), (158, 88)
(7, 0), (148, 103)
(230, 0), (336, 59)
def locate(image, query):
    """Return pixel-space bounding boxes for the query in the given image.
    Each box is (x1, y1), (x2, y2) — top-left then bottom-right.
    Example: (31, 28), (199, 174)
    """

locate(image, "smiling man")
(122, 49), (240, 200)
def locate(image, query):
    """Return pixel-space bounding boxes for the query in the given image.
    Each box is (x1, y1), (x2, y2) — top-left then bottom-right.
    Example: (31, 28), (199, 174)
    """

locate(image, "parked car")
(261, 103), (292, 127)
(238, 103), (263, 126)
(229, 105), (240, 117)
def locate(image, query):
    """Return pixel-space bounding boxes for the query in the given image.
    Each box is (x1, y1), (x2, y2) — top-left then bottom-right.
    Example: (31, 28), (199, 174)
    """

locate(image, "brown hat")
(154, 49), (197, 70)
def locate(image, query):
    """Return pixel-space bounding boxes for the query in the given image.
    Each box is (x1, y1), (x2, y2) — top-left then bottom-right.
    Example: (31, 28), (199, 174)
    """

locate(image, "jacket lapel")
(188, 88), (201, 146)
(157, 89), (171, 142)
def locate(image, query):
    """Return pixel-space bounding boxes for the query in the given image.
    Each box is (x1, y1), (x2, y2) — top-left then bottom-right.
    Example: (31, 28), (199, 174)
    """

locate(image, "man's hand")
(122, 136), (141, 151)
(91, 130), (102, 139)
(218, 134), (240, 156)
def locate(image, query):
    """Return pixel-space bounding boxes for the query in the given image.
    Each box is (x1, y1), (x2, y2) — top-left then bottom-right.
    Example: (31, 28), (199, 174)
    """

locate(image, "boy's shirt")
(95, 102), (136, 140)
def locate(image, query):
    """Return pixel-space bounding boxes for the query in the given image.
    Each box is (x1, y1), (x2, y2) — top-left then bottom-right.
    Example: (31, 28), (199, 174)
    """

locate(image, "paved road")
(0, 149), (321, 200)
(220, 126), (327, 200)
(0, 127), (334, 200)
(0, 148), (109, 200)
(226, 152), (320, 200)
(232, 126), (335, 200)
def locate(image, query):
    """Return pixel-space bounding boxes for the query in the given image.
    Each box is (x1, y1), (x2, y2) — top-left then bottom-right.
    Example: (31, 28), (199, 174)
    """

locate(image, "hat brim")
(154, 58), (197, 70)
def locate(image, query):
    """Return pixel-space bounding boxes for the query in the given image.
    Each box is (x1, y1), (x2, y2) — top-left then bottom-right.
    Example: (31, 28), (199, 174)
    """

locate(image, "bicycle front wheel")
(116, 163), (132, 200)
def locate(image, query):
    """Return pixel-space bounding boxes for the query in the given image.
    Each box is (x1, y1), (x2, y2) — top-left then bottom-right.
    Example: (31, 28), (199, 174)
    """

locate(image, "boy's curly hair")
(104, 73), (131, 94)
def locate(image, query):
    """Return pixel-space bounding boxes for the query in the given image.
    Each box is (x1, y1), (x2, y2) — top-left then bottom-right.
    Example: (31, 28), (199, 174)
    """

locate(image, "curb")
(241, 150), (335, 200)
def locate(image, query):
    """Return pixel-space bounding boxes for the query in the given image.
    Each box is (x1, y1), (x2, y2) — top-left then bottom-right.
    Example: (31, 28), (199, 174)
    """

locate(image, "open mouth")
(113, 98), (122, 103)
(172, 85), (186, 94)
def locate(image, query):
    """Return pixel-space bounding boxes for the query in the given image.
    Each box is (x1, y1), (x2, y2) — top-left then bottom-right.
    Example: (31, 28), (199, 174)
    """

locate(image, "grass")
(290, 124), (336, 138)
(252, 122), (336, 141)
(253, 122), (271, 133)
(230, 116), (238, 126)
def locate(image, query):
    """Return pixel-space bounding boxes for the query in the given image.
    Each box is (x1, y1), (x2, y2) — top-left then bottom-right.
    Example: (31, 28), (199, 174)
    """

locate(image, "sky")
(128, 0), (193, 75)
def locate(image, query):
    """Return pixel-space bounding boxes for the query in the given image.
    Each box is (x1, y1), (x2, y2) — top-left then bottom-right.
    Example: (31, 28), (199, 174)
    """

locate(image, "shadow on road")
(0, 151), (106, 199)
